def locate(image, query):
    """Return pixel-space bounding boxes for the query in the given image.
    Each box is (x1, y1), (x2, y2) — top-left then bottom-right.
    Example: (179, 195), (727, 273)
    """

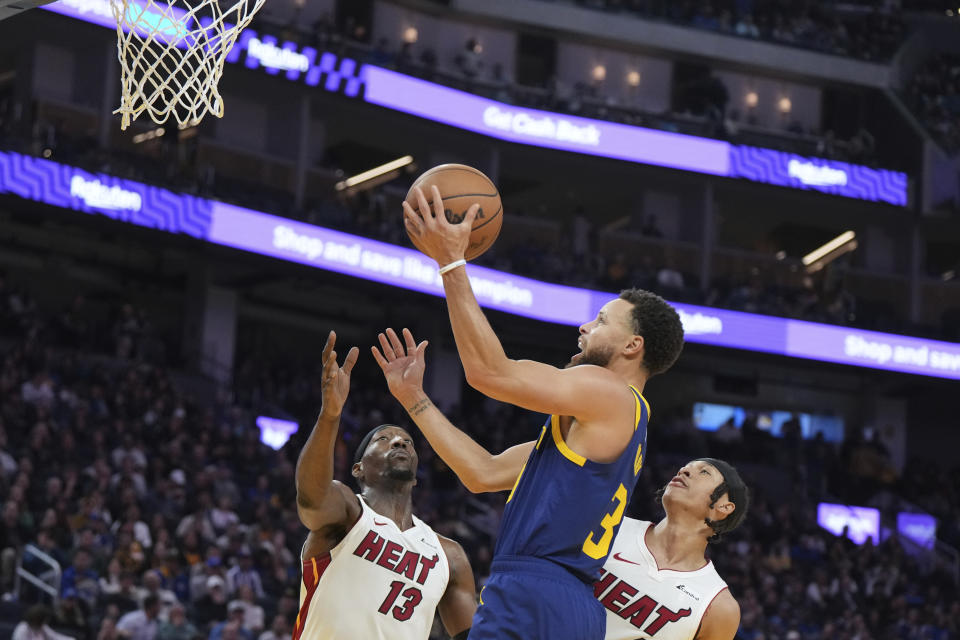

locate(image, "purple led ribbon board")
(206, 203), (594, 325)
(363, 66), (731, 177)
(729, 146), (908, 206)
(42, 0), (908, 206)
(0, 150), (212, 237)
(43, 0), (191, 45)
(817, 503), (880, 545)
(897, 512), (937, 550)
(363, 66), (908, 206)
(1, 148), (955, 378)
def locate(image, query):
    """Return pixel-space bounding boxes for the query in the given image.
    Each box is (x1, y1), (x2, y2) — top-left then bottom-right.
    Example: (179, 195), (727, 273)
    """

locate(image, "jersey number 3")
(582, 483), (628, 560)
(378, 580), (423, 621)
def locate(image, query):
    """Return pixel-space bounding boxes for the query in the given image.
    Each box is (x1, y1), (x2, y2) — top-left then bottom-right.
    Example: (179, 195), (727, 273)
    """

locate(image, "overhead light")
(403, 27), (418, 44)
(133, 127), (165, 144)
(626, 70), (641, 87)
(802, 230), (857, 272)
(778, 97), (792, 113)
(745, 91), (758, 108)
(592, 65), (606, 83)
(335, 155), (415, 192)
(943, 270), (956, 282)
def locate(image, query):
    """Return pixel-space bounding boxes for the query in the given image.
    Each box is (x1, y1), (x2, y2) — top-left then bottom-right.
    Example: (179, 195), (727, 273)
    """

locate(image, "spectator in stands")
(54, 588), (91, 640)
(228, 585), (264, 634)
(193, 575), (228, 629)
(138, 570), (178, 620)
(656, 259), (685, 292)
(21, 372), (54, 409)
(256, 615), (290, 640)
(12, 604), (74, 640)
(0, 425), (16, 478)
(456, 38), (484, 79)
(102, 571), (140, 615)
(735, 13), (760, 38)
(61, 548), (99, 603)
(156, 603), (196, 640)
(116, 594), (161, 640)
(209, 602), (252, 640)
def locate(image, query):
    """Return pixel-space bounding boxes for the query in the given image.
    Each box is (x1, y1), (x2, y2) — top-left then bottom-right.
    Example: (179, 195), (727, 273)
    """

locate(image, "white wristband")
(438, 259), (467, 275)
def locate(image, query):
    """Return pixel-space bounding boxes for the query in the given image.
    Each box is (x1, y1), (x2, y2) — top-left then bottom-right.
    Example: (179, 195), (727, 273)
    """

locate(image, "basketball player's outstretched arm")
(373, 327), (534, 493)
(436, 536), (478, 639)
(403, 187), (631, 423)
(295, 331), (362, 532)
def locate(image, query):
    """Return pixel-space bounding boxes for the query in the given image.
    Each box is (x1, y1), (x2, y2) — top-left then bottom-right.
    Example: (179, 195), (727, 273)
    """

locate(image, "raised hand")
(320, 331), (359, 417)
(402, 185), (479, 266)
(371, 327), (429, 406)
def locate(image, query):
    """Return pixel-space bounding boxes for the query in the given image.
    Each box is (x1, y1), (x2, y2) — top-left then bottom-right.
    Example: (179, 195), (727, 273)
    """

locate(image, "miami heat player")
(293, 332), (476, 640)
(598, 459), (748, 640)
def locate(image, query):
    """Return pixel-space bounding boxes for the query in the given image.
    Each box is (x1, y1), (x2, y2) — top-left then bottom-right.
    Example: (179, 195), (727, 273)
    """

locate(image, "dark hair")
(143, 594), (160, 610)
(656, 458), (750, 544)
(697, 458), (750, 543)
(24, 604), (51, 628)
(619, 288), (684, 376)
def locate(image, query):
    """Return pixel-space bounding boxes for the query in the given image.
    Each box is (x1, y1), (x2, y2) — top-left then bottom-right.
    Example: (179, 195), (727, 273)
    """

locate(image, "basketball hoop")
(109, 0), (265, 130)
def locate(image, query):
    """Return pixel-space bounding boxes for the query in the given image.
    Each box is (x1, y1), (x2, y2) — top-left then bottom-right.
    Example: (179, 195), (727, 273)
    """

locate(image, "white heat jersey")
(598, 518), (729, 640)
(293, 497), (450, 640)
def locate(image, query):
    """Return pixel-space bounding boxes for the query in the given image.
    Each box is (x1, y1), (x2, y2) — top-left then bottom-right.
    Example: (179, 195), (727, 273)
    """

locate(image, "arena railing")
(14, 544), (62, 607)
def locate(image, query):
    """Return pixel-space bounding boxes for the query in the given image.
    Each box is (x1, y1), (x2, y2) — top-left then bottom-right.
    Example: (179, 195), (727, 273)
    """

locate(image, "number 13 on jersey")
(582, 483), (628, 560)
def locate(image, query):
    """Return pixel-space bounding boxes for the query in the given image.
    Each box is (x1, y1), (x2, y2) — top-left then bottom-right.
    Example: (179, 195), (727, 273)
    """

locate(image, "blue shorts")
(468, 556), (605, 640)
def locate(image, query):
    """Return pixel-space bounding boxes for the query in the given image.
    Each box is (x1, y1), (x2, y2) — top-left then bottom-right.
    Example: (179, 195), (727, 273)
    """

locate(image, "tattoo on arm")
(407, 398), (433, 416)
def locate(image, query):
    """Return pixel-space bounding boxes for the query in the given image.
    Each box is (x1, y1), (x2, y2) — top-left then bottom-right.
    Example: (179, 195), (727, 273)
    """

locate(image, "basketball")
(404, 164), (503, 261)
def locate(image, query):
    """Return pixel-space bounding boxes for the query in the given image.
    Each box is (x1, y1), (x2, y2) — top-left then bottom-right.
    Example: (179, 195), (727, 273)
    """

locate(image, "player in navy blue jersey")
(371, 187), (685, 639)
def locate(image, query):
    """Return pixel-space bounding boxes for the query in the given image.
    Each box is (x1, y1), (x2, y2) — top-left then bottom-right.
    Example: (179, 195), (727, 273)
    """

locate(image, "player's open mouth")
(669, 476), (687, 488)
(389, 450), (411, 460)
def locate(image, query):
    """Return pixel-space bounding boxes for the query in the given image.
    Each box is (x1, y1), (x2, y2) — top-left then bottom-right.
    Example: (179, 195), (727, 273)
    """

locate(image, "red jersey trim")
(292, 552), (332, 640)
(642, 523), (711, 573)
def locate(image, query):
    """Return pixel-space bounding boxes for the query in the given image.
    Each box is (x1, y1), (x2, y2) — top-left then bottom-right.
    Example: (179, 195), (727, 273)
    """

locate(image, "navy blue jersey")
(492, 386), (650, 583)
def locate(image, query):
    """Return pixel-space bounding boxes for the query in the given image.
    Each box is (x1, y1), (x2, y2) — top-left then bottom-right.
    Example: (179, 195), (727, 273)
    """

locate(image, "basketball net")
(109, 0), (265, 130)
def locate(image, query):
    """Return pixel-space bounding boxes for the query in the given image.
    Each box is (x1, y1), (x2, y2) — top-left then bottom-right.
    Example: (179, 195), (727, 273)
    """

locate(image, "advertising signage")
(1, 149), (953, 378)
(42, 0), (908, 206)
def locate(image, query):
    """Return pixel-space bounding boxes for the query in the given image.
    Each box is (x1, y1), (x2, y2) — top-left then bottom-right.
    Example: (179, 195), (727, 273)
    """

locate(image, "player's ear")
(712, 497), (735, 521)
(351, 462), (362, 481)
(623, 334), (644, 357)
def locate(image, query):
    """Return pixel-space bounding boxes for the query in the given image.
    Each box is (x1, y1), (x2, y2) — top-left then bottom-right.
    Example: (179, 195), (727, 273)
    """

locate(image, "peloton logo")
(677, 309), (723, 336)
(787, 159), (848, 187)
(70, 175), (143, 212)
(247, 38), (310, 72)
